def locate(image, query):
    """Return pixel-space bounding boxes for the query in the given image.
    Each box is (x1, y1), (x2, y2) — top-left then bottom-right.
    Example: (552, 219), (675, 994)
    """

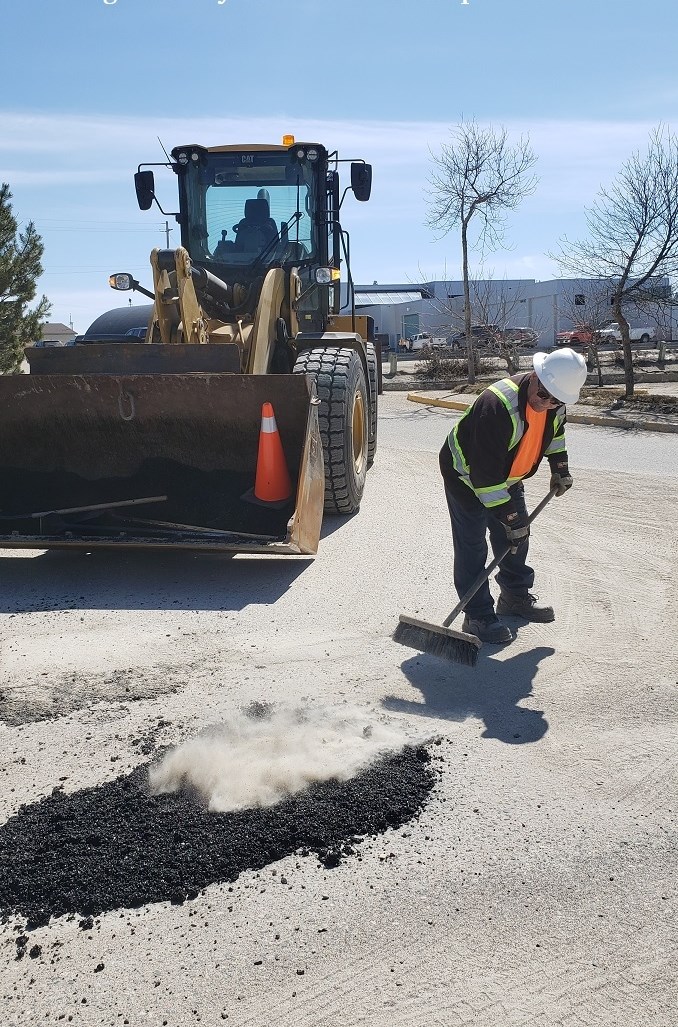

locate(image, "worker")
(438, 347), (588, 643)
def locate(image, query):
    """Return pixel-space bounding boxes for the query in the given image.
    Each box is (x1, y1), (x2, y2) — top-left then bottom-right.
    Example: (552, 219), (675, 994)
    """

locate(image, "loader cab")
(169, 142), (343, 332)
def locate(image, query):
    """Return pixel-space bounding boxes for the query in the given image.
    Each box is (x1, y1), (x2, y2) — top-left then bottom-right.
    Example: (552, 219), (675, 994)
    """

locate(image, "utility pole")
(163, 220), (173, 248)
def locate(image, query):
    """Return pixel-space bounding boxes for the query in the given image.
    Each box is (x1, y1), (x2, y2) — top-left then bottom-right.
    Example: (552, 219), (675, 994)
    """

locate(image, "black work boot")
(462, 614), (513, 644)
(496, 592), (555, 622)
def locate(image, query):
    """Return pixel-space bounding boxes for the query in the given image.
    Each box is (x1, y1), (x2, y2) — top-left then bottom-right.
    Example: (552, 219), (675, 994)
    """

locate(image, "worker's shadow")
(383, 645), (555, 744)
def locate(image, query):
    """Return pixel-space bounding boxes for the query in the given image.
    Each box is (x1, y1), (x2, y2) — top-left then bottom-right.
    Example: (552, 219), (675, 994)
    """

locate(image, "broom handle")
(442, 487), (558, 629)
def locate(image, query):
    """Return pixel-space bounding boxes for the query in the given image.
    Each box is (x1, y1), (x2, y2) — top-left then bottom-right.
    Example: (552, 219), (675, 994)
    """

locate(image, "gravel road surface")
(1, 393), (676, 1026)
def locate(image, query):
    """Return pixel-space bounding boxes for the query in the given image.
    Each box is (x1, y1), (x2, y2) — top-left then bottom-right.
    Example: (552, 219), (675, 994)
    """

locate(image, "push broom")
(393, 487), (558, 667)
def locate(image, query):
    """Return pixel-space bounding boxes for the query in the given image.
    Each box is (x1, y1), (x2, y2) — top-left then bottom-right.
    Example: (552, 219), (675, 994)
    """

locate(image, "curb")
(565, 412), (678, 433)
(407, 394), (470, 412)
(405, 392), (678, 434)
(383, 370), (678, 392)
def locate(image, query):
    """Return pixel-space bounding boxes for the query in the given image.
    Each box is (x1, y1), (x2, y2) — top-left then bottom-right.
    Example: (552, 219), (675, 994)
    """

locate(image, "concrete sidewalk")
(405, 381), (678, 434)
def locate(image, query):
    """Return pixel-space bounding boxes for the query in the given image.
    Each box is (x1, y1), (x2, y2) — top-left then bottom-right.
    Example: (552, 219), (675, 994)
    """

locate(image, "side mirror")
(109, 273), (134, 291)
(351, 162), (372, 202)
(134, 170), (155, 211)
(108, 272), (155, 300)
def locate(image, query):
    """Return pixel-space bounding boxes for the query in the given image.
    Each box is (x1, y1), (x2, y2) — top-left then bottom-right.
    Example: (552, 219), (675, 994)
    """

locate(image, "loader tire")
(366, 342), (378, 467)
(294, 346), (368, 514)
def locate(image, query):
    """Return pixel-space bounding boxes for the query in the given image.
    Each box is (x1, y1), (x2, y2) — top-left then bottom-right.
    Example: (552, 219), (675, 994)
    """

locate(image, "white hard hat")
(533, 347), (587, 405)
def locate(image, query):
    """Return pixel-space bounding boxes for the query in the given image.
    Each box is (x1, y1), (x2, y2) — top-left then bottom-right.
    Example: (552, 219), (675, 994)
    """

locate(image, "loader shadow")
(0, 549), (312, 615)
(383, 646), (555, 744)
(319, 512), (359, 540)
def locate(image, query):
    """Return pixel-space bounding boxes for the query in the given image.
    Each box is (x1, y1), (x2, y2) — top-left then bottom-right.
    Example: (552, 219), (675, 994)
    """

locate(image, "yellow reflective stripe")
(482, 494), (511, 509)
(490, 379), (520, 395)
(488, 379), (521, 450)
(546, 413), (566, 455)
(448, 423), (470, 478)
(447, 425), (508, 502)
(476, 483), (511, 507)
(447, 380), (521, 504)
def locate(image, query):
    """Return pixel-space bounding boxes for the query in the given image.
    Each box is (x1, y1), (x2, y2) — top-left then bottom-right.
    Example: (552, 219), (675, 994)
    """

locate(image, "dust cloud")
(148, 702), (423, 812)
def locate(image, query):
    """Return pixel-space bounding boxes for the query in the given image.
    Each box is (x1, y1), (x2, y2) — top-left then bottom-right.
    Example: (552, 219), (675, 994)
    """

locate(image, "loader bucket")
(0, 361), (325, 555)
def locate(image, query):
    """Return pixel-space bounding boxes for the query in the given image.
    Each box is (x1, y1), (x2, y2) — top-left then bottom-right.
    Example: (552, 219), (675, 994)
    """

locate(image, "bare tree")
(654, 288), (678, 361)
(421, 272), (545, 374)
(559, 282), (613, 387)
(427, 120), (538, 383)
(553, 126), (678, 398)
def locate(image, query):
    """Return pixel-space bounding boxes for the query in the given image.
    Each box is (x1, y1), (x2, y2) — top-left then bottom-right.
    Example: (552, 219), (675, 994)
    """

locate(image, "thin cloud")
(0, 169), (124, 187)
(3, 109), (671, 330)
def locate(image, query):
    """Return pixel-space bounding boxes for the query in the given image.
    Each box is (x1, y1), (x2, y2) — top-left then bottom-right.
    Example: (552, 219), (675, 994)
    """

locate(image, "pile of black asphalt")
(0, 744), (436, 931)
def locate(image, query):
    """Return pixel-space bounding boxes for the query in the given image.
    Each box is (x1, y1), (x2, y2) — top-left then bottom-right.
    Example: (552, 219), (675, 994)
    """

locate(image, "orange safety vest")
(510, 403), (547, 479)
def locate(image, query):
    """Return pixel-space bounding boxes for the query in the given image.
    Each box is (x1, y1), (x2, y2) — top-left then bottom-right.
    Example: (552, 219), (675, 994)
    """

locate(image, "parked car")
(555, 325), (607, 347)
(450, 324), (501, 345)
(501, 326), (539, 346)
(597, 322), (656, 344)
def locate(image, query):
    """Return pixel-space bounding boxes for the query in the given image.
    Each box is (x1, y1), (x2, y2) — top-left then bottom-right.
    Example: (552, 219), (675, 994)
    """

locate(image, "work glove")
(500, 510), (530, 554)
(550, 471), (573, 497)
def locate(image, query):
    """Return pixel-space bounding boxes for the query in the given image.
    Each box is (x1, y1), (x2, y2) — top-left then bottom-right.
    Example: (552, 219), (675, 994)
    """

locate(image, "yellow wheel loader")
(0, 138), (377, 555)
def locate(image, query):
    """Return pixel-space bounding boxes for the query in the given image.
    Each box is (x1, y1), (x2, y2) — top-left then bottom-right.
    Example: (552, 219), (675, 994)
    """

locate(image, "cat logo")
(241, 155), (254, 164)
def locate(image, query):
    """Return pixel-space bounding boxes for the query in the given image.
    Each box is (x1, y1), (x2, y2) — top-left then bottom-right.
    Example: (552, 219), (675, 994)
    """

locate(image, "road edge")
(405, 392), (678, 434)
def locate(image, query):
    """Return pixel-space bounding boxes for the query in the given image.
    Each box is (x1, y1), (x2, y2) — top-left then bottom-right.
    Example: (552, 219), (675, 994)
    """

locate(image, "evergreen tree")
(0, 183), (51, 374)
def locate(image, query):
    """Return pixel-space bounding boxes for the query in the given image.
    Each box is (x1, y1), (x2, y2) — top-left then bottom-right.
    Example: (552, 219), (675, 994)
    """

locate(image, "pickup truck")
(402, 333), (448, 352)
(597, 323), (656, 344)
(406, 333), (431, 352)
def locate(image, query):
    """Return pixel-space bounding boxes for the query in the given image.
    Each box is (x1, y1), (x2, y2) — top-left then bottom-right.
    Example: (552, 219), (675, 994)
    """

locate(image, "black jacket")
(439, 372), (569, 523)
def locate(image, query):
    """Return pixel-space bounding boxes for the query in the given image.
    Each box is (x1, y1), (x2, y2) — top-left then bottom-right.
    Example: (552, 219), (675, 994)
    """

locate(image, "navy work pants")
(440, 451), (534, 620)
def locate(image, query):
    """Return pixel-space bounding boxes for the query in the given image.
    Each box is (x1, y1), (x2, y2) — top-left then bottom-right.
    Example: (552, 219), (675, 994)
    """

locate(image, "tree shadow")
(383, 645), (555, 744)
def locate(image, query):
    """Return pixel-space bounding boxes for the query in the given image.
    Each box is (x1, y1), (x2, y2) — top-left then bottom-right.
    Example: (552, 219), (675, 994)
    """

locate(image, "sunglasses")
(535, 382), (561, 406)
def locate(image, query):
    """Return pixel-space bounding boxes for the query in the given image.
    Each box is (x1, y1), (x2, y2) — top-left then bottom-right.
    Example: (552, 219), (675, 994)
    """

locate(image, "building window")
(575, 294), (585, 306)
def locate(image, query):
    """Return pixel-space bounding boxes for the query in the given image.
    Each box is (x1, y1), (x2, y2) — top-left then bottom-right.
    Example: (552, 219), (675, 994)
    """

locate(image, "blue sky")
(1, 0), (676, 332)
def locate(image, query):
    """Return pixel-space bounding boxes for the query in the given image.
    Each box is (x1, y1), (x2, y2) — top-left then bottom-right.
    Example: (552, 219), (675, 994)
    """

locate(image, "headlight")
(315, 267), (332, 284)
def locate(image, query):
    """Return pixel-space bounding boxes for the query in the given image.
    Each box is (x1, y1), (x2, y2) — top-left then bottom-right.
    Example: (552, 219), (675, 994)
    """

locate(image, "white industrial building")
(344, 277), (675, 351)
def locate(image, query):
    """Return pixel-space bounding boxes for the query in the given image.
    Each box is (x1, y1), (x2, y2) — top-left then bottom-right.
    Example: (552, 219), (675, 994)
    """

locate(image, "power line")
(35, 218), (166, 227)
(40, 266), (149, 276)
(35, 226), (163, 234)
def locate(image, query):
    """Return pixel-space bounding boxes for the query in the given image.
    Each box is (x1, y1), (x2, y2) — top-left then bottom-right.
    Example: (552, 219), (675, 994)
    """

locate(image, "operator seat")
(232, 198), (278, 255)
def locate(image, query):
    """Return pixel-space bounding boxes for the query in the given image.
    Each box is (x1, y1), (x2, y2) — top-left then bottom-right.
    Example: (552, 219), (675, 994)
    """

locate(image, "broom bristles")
(393, 615), (481, 667)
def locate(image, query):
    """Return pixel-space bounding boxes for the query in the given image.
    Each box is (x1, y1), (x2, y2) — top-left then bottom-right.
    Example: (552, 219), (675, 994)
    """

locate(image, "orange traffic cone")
(251, 401), (292, 506)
